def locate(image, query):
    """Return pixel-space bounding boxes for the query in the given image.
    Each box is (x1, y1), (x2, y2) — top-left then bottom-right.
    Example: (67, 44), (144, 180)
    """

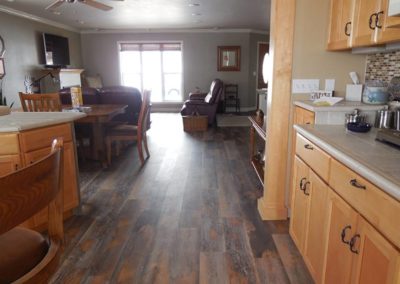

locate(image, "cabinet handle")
(341, 225), (352, 244)
(375, 11), (384, 29)
(303, 181), (310, 196)
(304, 144), (314, 150)
(349, 179), (366, 190)
(300, 177), (307, 190)
(349, 234), (360, 254)
(344, 22), (351, 36)
(14, 164), (18, 171)
(369, 13), (377, 30)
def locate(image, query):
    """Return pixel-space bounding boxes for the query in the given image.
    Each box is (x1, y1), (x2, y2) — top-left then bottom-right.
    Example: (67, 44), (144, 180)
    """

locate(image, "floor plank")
(49, 113), (311, 283)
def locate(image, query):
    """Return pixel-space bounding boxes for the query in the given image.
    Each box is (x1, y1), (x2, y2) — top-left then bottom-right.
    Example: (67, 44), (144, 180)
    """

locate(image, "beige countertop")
(0, 112), (86, 132)
(294, 124), (400, 201)
(294, 100), (384, 112)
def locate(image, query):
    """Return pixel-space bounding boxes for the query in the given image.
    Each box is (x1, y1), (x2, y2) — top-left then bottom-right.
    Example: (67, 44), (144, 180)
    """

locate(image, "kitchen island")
(290, 124), (400, 283)
(0, 111), (86, 229)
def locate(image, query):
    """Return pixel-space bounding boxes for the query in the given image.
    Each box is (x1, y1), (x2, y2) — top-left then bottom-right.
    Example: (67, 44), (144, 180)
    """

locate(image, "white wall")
(0, 11), (82, 107)
(81, 31), (267, 108)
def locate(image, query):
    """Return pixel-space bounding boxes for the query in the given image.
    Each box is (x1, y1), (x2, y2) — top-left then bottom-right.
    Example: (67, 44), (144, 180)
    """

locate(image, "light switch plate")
(325, 79), (335, 91)
(292, 79), (320, 93)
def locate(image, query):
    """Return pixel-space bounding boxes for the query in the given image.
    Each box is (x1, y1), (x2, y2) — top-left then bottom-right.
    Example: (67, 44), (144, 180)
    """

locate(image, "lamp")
(25, 71), (59, 93)
(31, 71), (59, 86)
(262, 53), (270, 84)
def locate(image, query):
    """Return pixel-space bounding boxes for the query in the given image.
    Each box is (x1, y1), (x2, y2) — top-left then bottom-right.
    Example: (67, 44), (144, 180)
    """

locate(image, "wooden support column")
(258, 0), (296, 220)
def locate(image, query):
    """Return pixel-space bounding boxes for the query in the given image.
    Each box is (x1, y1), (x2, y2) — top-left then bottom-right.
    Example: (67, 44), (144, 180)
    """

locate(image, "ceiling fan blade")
(45, 0), (65, 10)
(81, 0), (113, 11)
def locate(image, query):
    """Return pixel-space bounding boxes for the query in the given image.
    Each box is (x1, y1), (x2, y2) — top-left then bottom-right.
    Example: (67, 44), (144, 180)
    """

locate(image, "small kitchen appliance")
(376, 129), (400, 147)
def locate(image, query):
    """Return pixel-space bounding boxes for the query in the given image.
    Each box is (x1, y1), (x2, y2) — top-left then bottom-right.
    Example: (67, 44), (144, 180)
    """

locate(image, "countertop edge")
(294, 100), (384, 112)
(294, 125), (400, 201)
(0, 112), (87, 132)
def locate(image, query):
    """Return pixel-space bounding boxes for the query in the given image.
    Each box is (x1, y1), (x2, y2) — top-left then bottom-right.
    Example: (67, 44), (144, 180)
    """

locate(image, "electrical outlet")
(292, 79), (320, 93)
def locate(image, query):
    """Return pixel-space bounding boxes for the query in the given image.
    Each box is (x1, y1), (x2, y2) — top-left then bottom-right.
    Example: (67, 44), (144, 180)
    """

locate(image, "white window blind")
(119, 42), (183, 102)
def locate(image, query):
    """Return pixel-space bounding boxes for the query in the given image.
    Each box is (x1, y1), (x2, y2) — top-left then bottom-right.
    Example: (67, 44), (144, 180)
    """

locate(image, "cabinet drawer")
(0, 133), (20, 155)
(295, 134), (330, 181)
(329, 159), (400, 248)
(20, 124), (72, 152)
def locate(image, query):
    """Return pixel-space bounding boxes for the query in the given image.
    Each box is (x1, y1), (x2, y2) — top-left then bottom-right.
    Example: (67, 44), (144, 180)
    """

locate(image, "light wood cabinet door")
(352, 218), (400, 284)
(323, 190), (358, 284)
(327, 0), (354, 50)
(352, 0), (381, 46)
(303, 170), (329, 283)
(294, 106), (315, 125)
(24, 141), (79, 227)
(289, 156), (310, 251)
(376, 0), (400, 43)
(0, 155), (22, 176)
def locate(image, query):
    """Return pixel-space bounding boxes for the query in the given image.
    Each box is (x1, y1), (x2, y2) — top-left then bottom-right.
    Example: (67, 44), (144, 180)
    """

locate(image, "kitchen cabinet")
(327, 0), (400, 50)
(0, 133), (21, 176)
(0, 122), (80, 229)
(327, 0), (354, 50)
(290, 132), (400, 283)
(290, 156), (329, 282)
(324, 190), (400, 284)
(0, 155), (22, 176)
(294, 106), (315, 125)
(324, 190), (359, 283)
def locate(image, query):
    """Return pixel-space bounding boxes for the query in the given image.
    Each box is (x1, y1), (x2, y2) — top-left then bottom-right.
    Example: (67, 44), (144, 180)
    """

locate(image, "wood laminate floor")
(50, 113), (312, 284)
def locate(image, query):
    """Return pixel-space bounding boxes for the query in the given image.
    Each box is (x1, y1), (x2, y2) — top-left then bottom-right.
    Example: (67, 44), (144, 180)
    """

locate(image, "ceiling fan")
(45, 0), (123, 12)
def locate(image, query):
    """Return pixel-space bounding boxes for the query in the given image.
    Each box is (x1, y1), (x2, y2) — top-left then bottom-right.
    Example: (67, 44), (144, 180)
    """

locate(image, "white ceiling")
(0, 0), (270, 31)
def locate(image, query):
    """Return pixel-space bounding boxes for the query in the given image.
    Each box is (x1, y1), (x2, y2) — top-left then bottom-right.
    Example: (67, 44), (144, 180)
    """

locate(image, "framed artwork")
(0, 58), (5, 79)
(217, 46), (241, 71)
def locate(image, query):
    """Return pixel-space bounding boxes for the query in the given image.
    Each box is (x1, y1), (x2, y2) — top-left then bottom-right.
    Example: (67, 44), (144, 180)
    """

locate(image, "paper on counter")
(312, 97), (344, 106)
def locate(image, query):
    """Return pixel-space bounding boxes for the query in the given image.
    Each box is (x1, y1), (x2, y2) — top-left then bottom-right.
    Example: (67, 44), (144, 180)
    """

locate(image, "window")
(119, 42), (183, 102)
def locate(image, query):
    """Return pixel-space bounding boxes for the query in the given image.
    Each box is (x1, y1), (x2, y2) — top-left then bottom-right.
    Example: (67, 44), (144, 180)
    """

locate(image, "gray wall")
(0, 11), (82, 107)
(81, 31), (267, 109)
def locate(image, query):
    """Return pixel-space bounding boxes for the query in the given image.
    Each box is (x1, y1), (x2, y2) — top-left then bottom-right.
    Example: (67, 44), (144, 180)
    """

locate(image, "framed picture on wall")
(218, 46), (241, 71)
(0, 58), (5, 79)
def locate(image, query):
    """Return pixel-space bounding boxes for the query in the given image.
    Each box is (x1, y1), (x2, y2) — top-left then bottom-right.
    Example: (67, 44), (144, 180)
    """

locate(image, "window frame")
(117, 41), (184, 103)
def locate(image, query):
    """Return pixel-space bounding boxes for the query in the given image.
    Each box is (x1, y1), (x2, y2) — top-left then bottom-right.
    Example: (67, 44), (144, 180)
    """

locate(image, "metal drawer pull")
(300, 177), (307, 190)
(303, 181), (310, 196)
(304, 144), (314, 150)
(344, 22), (351, 36)
(349, 179), (366, 190)
(375, 11), (384, 29)
(349, 234), (360, 254)
(369, 13), (377, 30)
(341, 225), (351, 244)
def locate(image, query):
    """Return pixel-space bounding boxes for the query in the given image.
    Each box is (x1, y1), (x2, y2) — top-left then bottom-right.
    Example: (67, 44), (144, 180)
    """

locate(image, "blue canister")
(362, 86), (390, 104)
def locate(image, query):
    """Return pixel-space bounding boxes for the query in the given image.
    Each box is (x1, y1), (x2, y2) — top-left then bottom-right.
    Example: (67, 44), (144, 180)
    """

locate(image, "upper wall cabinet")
(327, 0), (355, 50)
(327, 0), (400, 50)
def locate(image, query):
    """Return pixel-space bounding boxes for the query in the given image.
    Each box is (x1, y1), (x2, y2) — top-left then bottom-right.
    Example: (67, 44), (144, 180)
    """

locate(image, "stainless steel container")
(375, 109), (394, 129)
(345, 109), (365, 125)
(394, 109), (400, 131)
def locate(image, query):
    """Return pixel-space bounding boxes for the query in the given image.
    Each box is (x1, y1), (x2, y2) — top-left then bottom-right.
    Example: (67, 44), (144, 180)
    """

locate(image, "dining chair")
(19, 92), (62, 112)
(106, 90), (151, 166)
(0, 138), (64, 283)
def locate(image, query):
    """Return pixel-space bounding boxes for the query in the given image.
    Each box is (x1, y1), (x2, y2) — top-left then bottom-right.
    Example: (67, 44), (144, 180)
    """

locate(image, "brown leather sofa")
(59, 86), (142, 125)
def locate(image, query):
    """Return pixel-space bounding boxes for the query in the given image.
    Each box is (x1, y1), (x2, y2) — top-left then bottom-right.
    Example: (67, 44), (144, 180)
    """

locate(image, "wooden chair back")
(19, 92), (62, 112)
(138, 90), (151, 139)
(0, 139), (64, 282)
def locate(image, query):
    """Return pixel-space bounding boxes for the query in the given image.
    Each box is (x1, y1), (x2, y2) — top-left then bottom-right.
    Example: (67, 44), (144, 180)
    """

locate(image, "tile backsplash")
(365, 51), (400, 84)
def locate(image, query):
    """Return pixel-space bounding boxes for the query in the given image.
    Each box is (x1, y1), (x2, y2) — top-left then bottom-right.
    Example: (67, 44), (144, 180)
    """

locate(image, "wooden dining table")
(69, 104), (128, 163)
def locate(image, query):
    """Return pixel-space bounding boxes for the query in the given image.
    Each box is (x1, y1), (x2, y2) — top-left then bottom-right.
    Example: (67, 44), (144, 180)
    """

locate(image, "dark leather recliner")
(180, 79), (224, 124)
